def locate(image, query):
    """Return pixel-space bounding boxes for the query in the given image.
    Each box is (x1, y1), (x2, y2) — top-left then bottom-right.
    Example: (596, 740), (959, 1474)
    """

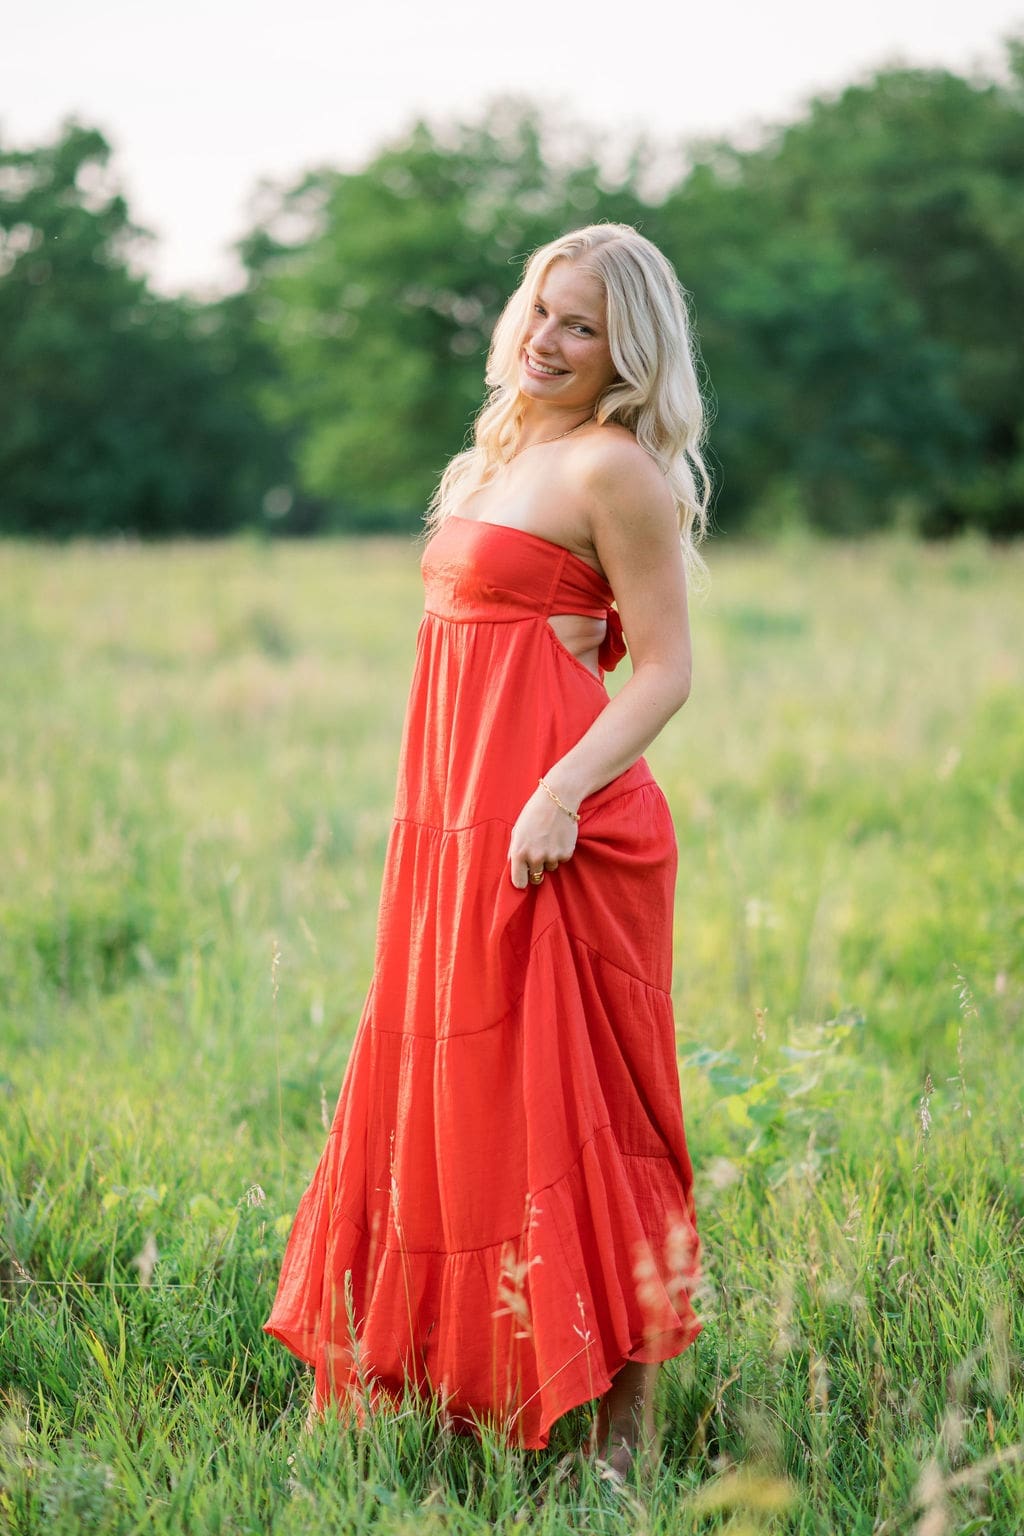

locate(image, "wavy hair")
(425, 222), (714, 588)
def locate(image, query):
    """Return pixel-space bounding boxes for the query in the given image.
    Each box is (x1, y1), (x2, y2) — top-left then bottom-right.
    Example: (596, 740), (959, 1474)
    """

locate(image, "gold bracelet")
(538, 778), (581, 823)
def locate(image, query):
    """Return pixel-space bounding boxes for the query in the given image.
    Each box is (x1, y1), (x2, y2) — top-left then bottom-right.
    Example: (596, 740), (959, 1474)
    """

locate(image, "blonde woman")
(265, 222), (712, 1487)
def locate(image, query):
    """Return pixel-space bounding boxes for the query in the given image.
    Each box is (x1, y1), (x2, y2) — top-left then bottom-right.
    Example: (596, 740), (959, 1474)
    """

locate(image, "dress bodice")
(422, 516), (627, 672)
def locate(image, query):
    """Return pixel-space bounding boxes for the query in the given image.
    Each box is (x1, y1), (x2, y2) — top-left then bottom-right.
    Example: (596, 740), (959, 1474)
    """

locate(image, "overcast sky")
(3, 0), (1021, 297)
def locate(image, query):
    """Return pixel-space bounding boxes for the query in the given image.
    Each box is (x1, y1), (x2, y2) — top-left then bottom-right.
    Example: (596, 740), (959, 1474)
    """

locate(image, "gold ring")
(529, 870), (544, 885)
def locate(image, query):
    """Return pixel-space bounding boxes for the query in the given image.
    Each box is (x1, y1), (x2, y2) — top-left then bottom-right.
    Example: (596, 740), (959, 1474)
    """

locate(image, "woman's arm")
(507, 445), (692, 889)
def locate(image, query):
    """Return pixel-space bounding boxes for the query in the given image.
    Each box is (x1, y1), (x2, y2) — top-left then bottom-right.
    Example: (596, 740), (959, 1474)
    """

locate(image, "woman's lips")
(523, 350), (569, 379)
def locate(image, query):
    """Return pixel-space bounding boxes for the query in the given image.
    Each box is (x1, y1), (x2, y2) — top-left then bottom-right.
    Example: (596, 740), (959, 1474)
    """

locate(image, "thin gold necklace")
(510, 413), (596, 459)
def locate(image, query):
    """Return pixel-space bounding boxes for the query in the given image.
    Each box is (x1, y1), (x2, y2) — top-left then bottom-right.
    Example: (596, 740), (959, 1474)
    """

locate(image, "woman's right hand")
(507, 784), (580, 889)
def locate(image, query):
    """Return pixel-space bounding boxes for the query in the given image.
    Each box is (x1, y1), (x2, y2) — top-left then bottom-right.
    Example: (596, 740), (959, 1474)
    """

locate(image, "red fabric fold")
(599, 605), (627, 674)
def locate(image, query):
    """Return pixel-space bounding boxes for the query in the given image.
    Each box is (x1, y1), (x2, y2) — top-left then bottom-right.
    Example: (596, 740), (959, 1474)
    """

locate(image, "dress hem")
(261, 1313), (704, 1453)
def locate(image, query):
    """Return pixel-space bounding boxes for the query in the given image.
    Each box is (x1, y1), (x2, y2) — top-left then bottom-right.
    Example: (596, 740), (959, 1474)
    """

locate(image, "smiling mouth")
(524, 351), (569, 376)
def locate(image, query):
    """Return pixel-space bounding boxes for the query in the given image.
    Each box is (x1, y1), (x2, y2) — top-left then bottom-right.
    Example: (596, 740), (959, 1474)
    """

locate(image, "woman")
(264, 222), (712, 1483)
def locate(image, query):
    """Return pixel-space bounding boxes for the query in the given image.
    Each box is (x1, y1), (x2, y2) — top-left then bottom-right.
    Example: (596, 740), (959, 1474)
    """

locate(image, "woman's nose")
(531, 316), (558, 351)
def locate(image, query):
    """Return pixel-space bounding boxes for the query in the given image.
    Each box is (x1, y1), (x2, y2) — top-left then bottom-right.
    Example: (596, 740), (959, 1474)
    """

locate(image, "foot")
(595, 1460), (631, 1494)
(589, 1358), (659, 1480)
(595, 1433), (635, 1483)
(587, 1417), (661, 1487)
(586, 1419), (636, 1475)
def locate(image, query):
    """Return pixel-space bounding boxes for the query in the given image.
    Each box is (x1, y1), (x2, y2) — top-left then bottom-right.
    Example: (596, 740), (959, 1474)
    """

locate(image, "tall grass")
(1, 529), (1021, 1533)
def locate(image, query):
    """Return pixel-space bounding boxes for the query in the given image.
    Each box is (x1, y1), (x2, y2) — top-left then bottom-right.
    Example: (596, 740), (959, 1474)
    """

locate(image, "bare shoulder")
(576, 424), (677, 543)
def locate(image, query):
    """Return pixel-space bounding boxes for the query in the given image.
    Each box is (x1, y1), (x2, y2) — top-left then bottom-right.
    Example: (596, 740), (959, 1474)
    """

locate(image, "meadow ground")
(0, 528), (1021, 1535)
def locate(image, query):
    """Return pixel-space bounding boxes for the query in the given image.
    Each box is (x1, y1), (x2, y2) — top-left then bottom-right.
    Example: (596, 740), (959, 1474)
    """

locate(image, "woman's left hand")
(507, 785), (580, 889)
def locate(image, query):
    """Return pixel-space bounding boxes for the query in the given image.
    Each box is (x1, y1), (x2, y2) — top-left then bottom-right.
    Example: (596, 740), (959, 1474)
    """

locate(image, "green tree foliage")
(647, 171), (976, 536)
(239, 101), (645, 529)
(741, 54), (1024, 535)
(0, 122), (290, 537)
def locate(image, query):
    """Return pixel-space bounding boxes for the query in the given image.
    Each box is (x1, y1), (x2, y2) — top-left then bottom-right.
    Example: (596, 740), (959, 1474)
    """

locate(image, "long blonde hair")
(425, 222), (713, 588)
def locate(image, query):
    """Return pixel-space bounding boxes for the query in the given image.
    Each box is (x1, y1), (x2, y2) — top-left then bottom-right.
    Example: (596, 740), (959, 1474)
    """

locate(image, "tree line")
(1, 36), (1022, 540)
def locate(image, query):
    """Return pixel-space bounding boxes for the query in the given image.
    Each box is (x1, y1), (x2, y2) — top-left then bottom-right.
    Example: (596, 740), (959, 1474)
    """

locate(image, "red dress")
(263, 515), (703, 1450)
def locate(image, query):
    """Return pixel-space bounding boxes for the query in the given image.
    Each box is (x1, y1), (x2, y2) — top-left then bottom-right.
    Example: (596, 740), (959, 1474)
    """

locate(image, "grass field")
(1, 529), (1022, 1534)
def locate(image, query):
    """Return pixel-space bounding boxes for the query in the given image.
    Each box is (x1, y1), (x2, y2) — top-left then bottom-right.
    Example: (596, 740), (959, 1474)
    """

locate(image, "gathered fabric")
(263, 515), (703, 1450)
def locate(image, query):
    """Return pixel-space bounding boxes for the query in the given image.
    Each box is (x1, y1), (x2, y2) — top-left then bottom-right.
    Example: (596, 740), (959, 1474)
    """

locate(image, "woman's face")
(519, 259), (619, 410)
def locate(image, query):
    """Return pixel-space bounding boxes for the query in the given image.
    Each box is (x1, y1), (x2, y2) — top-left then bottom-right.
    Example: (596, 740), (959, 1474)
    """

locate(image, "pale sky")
(3, 0), (1021, 297)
